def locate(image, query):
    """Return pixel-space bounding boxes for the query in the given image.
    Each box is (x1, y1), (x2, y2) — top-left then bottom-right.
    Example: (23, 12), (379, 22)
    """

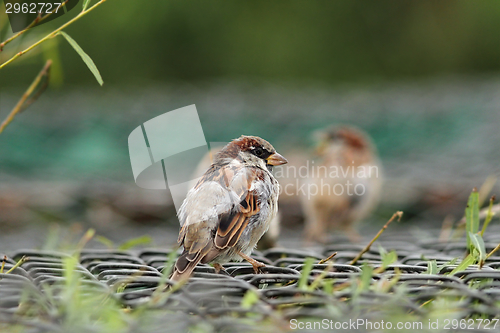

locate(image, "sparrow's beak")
(267, 152), (288, 166)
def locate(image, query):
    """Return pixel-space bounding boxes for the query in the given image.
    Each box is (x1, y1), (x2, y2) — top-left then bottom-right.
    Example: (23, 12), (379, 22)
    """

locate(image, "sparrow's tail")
(170, 249), (205, 282)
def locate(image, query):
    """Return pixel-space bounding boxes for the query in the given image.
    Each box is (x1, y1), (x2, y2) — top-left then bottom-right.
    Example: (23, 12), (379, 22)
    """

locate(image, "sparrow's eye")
(254, 147), (264, 157)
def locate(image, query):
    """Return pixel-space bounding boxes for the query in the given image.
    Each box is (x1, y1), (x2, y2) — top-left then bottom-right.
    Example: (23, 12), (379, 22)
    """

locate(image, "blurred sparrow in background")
(301, 126), (382, 243)
(171, 136), (287, 281)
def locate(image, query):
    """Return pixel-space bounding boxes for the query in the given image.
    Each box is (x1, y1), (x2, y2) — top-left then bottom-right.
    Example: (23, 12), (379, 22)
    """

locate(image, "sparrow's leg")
(238, 251), (266, 273)
(213, 263), (229, 275)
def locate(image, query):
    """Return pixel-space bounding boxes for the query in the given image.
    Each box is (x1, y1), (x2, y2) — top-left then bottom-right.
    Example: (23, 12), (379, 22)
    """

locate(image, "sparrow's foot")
(213, 263), (229, 275)
(238, 251), (266, 274)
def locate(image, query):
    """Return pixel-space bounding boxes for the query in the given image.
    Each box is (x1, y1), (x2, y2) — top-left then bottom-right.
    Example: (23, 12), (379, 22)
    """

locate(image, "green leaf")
(160, 250), (178, 279)
(378, 245), (387, 258)
(425, 260), (438, 275)
(353, 264), (373, 299)
(449, 255), (475, 275)
(82, 0), (91, 11)
(437, 258), (457, 273)
(381, 250), (398, 269)
(62, 255), (80, 304)
(481, 196), (496, 236)
(298, 257), (314, 290)
(76, 228), (95, 251)
(241, 290), (259, 310)
(468, 231), (486, 265)
(465, 189), (479, 251)
(118, 235), (152, 250)
(95, 235), (114, 249)
(359, 263), (373, 292)
(323, 279), (333, 294)
(63, 256), (78, 282)
(58, 31), (103, 86)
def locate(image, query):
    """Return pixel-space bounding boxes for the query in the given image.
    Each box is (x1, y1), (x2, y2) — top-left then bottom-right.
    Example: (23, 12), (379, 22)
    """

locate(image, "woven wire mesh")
(2, 231), (500, 332)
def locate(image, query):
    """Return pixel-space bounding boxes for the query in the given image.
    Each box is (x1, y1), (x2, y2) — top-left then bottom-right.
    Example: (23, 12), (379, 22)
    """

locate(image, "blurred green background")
(3, 0), (500, 87)
(1, 0), (500, 249)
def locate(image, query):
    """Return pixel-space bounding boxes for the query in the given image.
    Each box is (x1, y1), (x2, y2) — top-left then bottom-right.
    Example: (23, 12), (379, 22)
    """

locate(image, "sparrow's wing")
(214, 177), (260, 249)
(172, 163), (262, 281)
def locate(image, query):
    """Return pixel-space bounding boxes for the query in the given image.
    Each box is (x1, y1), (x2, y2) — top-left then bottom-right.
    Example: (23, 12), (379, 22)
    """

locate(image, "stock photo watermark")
(3, 0), (80, 33)
(289, 318), (499, 331)
(274, 160), (379, 199)
(127, 105), (380, 210)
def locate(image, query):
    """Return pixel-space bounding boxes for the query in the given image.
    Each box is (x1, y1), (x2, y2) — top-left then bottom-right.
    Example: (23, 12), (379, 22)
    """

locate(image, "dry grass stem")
(318, 252), (337, 264)
(350, 211), (403, 266)
(0, 60), (52, 134)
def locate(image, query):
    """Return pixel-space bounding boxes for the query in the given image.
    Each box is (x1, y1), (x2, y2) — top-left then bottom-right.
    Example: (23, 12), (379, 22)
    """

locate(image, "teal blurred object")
(0, 80), (499, 247)
(1, 79), (499, 188)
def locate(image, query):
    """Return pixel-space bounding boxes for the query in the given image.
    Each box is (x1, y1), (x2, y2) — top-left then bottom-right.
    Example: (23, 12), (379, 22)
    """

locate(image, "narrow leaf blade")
(481, 196), (496, 236)
(468, 231), (486, 263)
(449, 255), (475, 275)
(83, 0), (91, 11)
(359, 263), (373, 292)
(465, 189), (479, 251)
(241, 290), (259, 310)
(95, 235), (114, 249)
(298, 257), (314, 290)
(59, 31), (103, 86)
(425, 260), (438, 275)
(118, 235), (152, 250)
(381, 250), (397, 269)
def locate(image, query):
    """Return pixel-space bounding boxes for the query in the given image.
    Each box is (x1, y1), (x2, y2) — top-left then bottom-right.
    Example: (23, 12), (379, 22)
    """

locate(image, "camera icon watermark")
(128, 105), (252, 214)
(128, 105), (210, 212)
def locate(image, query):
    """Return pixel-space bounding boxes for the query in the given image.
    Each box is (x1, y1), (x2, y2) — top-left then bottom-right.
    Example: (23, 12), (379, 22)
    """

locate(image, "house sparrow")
(171, 135), (287, 281)
(189, 144), (282, 250)
(301, 126), (382, 243)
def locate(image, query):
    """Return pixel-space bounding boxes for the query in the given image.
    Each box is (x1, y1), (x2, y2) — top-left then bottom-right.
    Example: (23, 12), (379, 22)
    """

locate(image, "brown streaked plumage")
(171, 135), (287, 281)
(188, 144), (283, 250)
(301, 126), (382, 243)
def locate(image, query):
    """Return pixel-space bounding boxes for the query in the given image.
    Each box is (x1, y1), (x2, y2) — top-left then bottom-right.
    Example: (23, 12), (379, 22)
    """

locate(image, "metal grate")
(2, 235), (500, 332)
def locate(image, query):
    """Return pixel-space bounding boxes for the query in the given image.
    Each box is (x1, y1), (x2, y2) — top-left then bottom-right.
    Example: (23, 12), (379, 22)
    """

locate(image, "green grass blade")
(63, 256), (78, 285)
(465, 189), (479, 251)
(82, 0), (92, 11)
(449, 255), (475, 275)
(425, 260), (438, 275)
(298, 257), (314, 290)
(355, 264), (373, 297)
(378, 245), (387, 258)
(118, 235), (152, 250)
(95, 235), (115, 249)
(468, 231), (486, 267)
(437, 258), (457, 273)
(241, 290), (259, 310)
(480, 196), (496, 236)
(381, 250), (397, 269)
(160, 250), (178, 278)
(58, 31), (103, 86)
